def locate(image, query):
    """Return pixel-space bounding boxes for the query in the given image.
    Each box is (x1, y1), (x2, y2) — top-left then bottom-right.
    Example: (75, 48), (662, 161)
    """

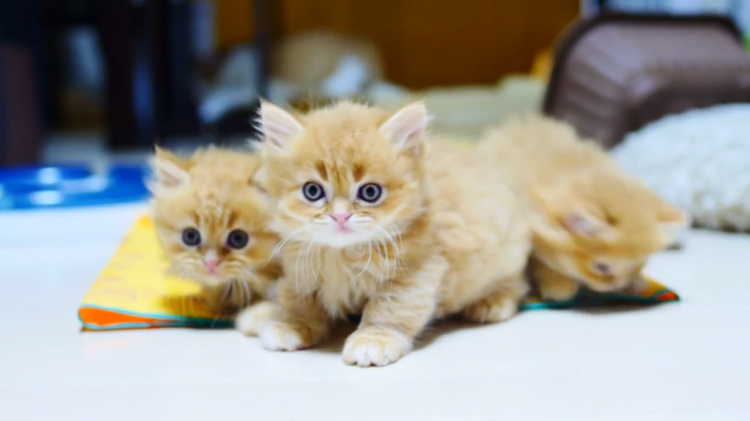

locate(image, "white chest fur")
(283, 243), (398, 318)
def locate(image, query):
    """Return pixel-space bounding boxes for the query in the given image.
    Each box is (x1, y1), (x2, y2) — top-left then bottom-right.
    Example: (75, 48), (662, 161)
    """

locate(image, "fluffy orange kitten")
(149, 147), (282, 321)
(477, 115), (689, 301)
(249, 100), (531, 367)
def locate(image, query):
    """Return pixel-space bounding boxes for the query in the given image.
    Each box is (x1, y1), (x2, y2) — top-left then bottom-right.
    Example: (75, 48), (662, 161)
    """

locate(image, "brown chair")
(544, 13), (750, 148)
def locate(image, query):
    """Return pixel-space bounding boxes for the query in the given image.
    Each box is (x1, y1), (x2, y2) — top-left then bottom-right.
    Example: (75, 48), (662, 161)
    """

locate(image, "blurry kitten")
(149, 147), (282, 325)
(249, 100), (531, 367)
(272, 30), (383, 101)
(477, 115), (689, 301)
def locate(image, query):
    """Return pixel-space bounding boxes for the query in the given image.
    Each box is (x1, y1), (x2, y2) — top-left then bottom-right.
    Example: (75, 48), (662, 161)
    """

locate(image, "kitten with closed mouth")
(248, 100), (531, 367)
(149, 146), (284, 332)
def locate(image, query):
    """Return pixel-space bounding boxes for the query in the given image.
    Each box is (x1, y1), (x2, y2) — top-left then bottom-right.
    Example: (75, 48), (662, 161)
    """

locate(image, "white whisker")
(293, 242), (305, 294)
(314, 243), (325, 285)
(354, 241), (373, 280)
(242, 280), (252, 307)
(303, 240), (315, 285)
(270, 226), (308, 261)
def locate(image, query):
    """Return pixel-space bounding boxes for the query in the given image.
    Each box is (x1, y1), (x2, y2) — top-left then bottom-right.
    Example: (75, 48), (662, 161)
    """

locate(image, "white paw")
(234, 302), (284, 336)
(258, 321), (307, 351)
(342, 328), (411, 367)
(467, 297), (518, 323)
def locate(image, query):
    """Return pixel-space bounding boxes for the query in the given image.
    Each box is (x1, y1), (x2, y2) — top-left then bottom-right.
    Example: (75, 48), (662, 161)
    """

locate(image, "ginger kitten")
(477, 115), (689, 301)
(149, 147), (282, 324)
(249, 100), (531, 367)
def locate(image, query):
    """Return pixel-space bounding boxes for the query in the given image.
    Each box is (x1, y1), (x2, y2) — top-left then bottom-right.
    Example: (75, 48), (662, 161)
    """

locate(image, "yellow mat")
(78, 216), (230, 330)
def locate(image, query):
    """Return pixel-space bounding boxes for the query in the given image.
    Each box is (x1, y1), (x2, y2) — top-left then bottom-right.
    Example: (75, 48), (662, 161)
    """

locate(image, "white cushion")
(612, 104), (750, 231)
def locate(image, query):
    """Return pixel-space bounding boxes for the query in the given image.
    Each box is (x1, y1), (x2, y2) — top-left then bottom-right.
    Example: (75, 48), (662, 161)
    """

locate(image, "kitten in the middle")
(250, 100), (531, 367)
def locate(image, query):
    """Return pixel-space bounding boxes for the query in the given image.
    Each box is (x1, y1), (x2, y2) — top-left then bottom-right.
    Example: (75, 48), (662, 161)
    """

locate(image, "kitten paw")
(342, 327), (412, 367)
(258, 321), (312, 351)
(463, 296), (518, 323)
(235, 301), (285, 336)
(539, 279), (580, 302)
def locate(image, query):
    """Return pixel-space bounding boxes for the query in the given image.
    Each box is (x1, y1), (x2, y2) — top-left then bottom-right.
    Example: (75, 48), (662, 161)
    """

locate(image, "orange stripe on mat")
(79, 307), (168, 328)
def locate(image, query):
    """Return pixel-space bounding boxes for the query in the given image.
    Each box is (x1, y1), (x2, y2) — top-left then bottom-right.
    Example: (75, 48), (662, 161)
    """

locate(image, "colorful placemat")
(523, 279), (678, 310)
(78, 217), (679, 331)
(78, 216), (232, 330)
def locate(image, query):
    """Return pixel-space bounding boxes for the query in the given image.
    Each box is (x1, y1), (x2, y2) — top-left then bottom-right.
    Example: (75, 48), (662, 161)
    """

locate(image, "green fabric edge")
(521, 288), (680, 310)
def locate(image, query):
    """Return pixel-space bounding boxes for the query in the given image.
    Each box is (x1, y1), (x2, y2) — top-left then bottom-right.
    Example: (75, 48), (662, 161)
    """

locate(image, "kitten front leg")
(343, 255), (447, 367)
(235, 301), (285, 336)
(463, 271), (528, 323)
(257, 277), (330, 351)
(532, 259), (580, 301)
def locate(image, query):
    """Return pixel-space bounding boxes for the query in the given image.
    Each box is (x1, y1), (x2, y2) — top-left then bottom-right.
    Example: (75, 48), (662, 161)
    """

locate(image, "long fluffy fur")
(254, 101), (531, 367)
(476, 115), (689, 300)
(150, 147), (283, 326)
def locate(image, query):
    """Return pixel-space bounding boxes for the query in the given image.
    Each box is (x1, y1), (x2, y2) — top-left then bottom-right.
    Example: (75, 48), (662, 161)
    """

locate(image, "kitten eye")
(592, 261), (612, 276)
(226, 229), (249, 249)
(302, 182), (325, 201)
(182, 228), (201, 247)
(357, 183), (383, 203)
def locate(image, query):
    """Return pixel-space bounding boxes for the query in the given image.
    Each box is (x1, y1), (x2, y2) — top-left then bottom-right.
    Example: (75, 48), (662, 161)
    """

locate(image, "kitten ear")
(528, 210), (571, 244)
(148, 147), (191, 195)
(562, 210), (599, 236)
(561, 208), (615, 240)
(379, 102), (429, 153)
(257, 101), (304, 150)
(656, 201), (691, 244)
(250, 165), (269, 194)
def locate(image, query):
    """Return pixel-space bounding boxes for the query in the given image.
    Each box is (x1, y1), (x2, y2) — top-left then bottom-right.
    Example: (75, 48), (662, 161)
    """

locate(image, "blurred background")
(1, 0), (750, 213)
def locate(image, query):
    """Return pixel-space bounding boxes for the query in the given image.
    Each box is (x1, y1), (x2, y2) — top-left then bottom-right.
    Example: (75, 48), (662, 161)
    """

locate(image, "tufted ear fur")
(148, 147), (191, 196)
(655, 200), (691, 246)
(379, 101), (430, 155)
(256, 101), (304, 151)
(562, 209), (603, 237)
(559, 205), (618, 242)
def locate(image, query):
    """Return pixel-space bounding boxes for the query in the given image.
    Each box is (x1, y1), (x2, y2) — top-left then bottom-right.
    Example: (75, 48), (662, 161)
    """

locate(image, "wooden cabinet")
(215, 0), (579, 88)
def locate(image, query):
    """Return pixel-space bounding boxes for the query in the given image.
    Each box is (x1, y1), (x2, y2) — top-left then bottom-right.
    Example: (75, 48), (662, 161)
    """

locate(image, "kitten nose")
(330, 213), (352, 226)
(204, 259), (220, 274)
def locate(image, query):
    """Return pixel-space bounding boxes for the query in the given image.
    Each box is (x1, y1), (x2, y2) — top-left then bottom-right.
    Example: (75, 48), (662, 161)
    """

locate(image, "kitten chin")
(149, 146), (283, 316)
(254, 100), (531, 367)
(477, 115), (689, 300)
(310, 232), (376, 249)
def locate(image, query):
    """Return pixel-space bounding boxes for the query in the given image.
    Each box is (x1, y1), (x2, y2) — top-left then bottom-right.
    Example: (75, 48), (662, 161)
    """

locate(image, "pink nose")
(205, 259), (220, 274)
(330, 213), (352, 226)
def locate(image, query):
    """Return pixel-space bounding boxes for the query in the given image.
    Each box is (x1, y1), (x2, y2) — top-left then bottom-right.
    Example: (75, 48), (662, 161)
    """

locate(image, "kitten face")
(257, 101), (428, 249)
(536, 246), (647, 292)
(532, 185), (689, 292)
(150, 148), (278, 290)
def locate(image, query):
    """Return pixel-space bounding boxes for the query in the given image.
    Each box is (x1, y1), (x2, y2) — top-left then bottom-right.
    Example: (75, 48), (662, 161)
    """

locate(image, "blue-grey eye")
(226, 229), (249, 249)
(357, 183), (382, 203)
(302, 182), (325, 201)
(182, 228), (201, 246)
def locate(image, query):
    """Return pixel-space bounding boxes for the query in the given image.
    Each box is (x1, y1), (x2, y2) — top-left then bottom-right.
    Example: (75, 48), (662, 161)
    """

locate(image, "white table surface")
(1, 204), (749, 421)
